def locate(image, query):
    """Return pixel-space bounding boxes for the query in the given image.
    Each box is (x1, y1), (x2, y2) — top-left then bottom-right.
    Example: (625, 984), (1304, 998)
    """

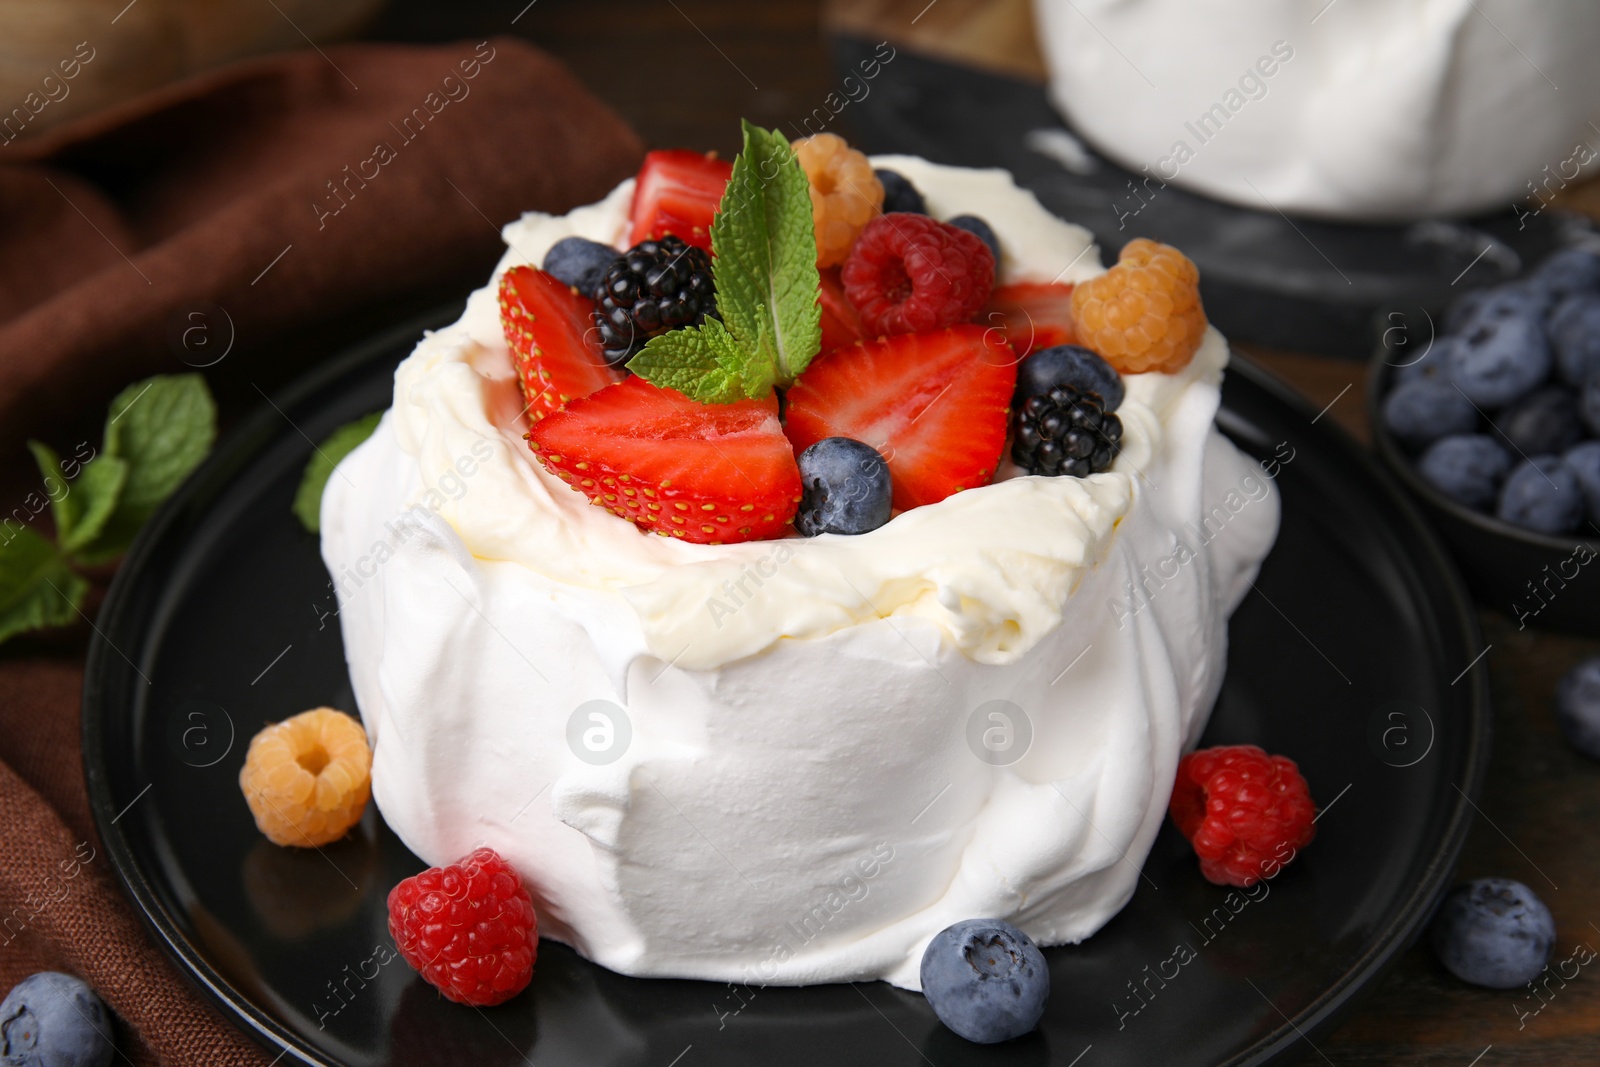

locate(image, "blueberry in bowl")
(1369, 247), (1600, 635)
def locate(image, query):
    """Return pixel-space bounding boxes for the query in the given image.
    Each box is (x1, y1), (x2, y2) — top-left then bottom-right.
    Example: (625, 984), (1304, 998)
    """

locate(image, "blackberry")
(593, 236), (716, 368)
(1013, 384), (1122, 477)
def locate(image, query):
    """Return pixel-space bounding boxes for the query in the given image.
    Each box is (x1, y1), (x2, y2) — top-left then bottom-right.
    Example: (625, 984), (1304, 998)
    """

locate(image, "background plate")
(833, 36), (1595, 357)
(84, 306), (1490, 1066)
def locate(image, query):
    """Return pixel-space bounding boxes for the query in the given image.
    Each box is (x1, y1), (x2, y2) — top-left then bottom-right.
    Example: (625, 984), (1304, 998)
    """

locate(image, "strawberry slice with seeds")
(628, 150), (734, 252)
(983, 282), (1077, 358)
(785, 325), (1017, 510)
(528, 376), (801, 544)
(499, 266), (621, 424)
(818, 267), (864, 352)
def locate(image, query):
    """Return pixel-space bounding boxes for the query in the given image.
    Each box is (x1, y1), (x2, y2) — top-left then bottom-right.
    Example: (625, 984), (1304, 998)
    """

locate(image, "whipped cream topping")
(323, 157), (1279, 989)
(1035, 0), (1600, 220)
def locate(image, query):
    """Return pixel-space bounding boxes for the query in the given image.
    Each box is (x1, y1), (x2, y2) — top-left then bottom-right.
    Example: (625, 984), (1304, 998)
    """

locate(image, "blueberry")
(1583, 371), (1600, 437)
(1555, 657), (1600, 759)
(1443, 288), (1493, 335)
(1430, 878), (1555, 989)
(0, 973), (114, 1067)
(541, 237), (620, 298)
(1394, 335), (1461, 385)
(946, 215), (1000, 262)
(1417, 434), (1512, 510)
(1445, 283), (1548, 335)
(794, 437), (892, 536)
(1496, 455), (1584, 535)
(1016, 344), (1124, 411)
(1382, 380), (1477, 448)
(1532, 246), (1600, 300)
(1565, 440), (1600, 523)
(875, 169), (926, 215)
(1447, 307), (1551, 408)
(920, 919), (1049, 1044)
(1546, 292), (1600, 386)
(1488, 385), (1583, 457)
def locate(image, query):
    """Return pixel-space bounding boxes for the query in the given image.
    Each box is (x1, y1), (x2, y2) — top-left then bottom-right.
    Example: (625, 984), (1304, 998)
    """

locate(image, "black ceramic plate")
(84, 306), (1490, 1067)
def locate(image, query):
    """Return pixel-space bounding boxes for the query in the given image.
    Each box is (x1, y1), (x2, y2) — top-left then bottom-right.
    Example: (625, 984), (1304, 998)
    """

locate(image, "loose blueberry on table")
(1429, 878), (1555, 989)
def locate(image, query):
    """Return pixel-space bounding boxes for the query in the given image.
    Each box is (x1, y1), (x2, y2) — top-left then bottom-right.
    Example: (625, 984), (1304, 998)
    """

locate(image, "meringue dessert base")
(322, 157), (1280, 990)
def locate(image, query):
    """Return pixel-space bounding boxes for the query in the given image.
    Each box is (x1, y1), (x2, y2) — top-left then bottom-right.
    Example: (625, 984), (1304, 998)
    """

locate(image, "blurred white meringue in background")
(1033, 0), (1600, 221)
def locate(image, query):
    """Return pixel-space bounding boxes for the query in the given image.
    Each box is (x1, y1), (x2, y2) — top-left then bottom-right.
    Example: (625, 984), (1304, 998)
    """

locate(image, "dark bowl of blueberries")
(1368, 246), (1600, 635)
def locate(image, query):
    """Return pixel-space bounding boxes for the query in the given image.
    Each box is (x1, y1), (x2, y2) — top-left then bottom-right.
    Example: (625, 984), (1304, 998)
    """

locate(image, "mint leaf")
(0, 527), (88, 645)
(294, 412), (382, 532)
(713, 121), (822, 384)
(628, 121), (821, 401)
(74, 374), (217, 562)
(27, 442), (130, 555)
(630, 318), (771, 404)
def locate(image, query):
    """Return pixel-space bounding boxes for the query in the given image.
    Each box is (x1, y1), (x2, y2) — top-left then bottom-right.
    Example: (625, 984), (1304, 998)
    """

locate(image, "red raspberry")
(386, 847), (538, 1006)
(1169, 745), (1316, 888)
(841, 213), (995, 338)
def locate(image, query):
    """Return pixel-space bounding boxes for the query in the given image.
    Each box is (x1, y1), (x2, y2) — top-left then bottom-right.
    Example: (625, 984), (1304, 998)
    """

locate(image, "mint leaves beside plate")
(1, 374), (217, 645)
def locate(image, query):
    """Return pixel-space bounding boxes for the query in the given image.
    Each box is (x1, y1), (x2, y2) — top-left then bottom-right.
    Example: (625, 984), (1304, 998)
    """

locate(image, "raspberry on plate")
(841, 214), (995, 338)
(499, 266), (621, 424)
(1071, 238), (1207, 375)
(784, 325), (1016, 510)
(529, 375), (801, 544)
(793, 133), (884, 267)
(387, 847), (538, 1007)
(239, 707), (371, 848)
(1168, 743), (1316, 888)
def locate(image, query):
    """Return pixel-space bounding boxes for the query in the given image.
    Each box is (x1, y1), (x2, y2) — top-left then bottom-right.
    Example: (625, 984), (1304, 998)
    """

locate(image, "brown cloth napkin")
(0, 37), (643, 1065)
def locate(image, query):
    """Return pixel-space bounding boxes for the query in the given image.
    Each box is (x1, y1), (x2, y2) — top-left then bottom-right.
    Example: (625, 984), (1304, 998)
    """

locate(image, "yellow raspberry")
(240, 707), (371, 847)
(1070, 238), (1208, 374)
(793, 133), (884, 268)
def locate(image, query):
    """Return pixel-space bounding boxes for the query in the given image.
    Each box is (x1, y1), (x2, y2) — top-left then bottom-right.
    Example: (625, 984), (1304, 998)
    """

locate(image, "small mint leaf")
(60, 457), (130, 556)
(294, 412), (383, 533)
(76, 374), (216, 563)
(26, 440), (73, 543)
(711, 121), (822, 387)
(0, 527), (87, 645)
(629, 319), (751, 404)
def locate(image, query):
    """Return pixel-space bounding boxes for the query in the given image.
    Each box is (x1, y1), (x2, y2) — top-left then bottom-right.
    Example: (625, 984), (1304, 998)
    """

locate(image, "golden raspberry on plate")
(793, 133), (884, 267)
(239, 707), (371, 847)
(1070, 238), (1207, 375)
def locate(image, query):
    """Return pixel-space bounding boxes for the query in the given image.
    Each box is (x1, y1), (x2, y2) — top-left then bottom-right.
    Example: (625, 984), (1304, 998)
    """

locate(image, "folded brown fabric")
(0, 36), (643, 1065)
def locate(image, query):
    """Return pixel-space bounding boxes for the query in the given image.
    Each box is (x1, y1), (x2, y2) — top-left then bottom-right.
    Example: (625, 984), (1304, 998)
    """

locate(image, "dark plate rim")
(82, 316), (1492, 1067)
(1366, 344), (1600, 552)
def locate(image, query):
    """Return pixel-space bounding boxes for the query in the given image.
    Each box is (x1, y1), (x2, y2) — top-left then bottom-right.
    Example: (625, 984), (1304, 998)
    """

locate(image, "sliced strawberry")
(983, 282), (1077, 358)
(785, 326), (1017, 510)
(818, 267), (863, 352)
(499, 266), (620, 424)
(528, 376), (800, 544)
(628, 150), (734, 252)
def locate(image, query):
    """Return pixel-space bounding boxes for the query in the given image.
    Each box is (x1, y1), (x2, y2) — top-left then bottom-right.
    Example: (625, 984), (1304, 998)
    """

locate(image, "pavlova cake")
(294, 122), (1304, 1033)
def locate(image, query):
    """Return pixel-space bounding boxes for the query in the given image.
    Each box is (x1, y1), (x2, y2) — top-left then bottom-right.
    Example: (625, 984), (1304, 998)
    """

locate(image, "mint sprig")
(0, 373), (216, 645)
(628, 121), (822, 402)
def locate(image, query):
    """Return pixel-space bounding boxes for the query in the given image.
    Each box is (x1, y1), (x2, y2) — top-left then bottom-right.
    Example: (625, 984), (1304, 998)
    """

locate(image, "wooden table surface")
(366, 1), (1600, 1061)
